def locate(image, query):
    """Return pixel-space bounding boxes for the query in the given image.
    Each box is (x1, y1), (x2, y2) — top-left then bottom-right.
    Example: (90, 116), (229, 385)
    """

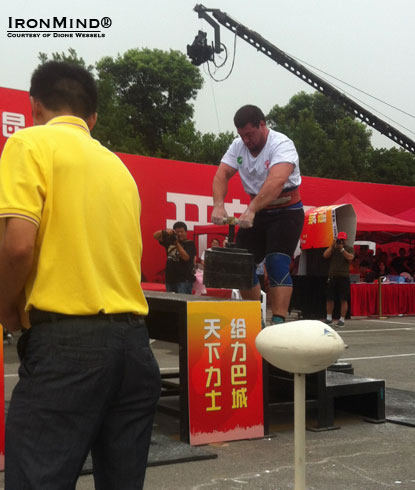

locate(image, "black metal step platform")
(267, 366), (385, 430)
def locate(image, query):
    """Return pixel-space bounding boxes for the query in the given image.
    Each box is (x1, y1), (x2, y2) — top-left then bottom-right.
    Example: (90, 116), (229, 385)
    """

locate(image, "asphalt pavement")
(2, 315), (415, 490)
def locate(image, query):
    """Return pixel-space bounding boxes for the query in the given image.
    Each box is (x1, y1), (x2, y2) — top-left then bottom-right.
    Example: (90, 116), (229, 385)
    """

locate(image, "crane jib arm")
(193, 4), (415, 154)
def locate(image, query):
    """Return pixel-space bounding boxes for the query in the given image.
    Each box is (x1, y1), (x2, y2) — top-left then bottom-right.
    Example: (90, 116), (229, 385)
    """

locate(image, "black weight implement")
(203, 217), (255, 289)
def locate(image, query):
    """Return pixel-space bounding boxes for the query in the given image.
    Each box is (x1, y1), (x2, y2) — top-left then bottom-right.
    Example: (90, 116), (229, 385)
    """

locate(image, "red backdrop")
(2, 87), (415, 282)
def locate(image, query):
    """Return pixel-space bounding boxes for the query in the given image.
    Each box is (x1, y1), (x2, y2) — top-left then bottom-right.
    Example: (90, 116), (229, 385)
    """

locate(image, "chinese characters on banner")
(0, 87), (33, 155)
(300, 205), (338, 250)
(187, 301), (263, 445)
(2, 111), (25, 138)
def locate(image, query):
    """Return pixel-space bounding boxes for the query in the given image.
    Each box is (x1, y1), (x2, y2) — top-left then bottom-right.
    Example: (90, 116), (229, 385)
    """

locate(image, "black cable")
(213, 43), (228, 69)
(207, 30), (238, 82)
(300, 65), (415, 136)
(288, 52), (415, 121)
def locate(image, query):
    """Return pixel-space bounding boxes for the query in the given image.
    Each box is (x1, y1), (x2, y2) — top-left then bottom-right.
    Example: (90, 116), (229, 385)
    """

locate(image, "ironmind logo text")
(8, 17), (111, 30)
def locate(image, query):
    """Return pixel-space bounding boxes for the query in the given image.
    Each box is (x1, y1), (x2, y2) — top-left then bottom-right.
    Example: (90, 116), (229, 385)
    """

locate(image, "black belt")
(29, 309), (144, 326)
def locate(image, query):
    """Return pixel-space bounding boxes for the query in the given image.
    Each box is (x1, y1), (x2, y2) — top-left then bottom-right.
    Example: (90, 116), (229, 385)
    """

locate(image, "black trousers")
(5, 312), (161, 490)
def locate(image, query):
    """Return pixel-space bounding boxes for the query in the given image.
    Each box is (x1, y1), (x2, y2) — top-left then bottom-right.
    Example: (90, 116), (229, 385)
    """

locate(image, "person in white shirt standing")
(211, 105), (304, 325)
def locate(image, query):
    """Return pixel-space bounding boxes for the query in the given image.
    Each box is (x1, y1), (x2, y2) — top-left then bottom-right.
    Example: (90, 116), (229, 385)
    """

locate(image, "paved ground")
(2, 315), (415, 489)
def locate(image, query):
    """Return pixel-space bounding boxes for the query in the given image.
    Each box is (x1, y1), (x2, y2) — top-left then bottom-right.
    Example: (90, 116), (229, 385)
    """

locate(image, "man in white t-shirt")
(211, 105), (304, 325)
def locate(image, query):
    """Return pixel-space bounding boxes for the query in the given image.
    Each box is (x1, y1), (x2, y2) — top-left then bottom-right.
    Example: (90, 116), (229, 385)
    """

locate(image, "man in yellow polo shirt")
(0, 61), (161, 489)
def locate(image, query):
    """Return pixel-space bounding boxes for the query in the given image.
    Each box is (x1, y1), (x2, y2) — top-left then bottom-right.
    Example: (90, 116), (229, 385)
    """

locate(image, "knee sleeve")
(265, 253), (292, 287)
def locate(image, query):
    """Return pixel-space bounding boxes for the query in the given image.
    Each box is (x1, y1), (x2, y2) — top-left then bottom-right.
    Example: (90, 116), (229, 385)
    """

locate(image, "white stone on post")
(255, 320), (346, 490)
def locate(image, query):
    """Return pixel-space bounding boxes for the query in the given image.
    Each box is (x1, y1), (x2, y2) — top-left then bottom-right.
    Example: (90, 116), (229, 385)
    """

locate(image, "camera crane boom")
(187, 4), (415, 155)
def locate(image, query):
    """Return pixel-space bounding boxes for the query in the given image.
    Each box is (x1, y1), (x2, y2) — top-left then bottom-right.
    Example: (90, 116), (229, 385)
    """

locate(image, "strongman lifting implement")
(203, 217), (255, 289)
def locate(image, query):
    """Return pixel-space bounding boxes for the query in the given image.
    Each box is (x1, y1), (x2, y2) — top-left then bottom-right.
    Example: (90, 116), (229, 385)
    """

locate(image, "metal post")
(294, 372), (306, 490)
(378, 276), (386, 319)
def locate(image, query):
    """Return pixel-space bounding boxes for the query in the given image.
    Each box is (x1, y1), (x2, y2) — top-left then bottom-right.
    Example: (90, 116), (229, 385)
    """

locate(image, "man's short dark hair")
(233, 105), (266, 129)
(173, 221), (187, 231)
(30, 61), (98, 119)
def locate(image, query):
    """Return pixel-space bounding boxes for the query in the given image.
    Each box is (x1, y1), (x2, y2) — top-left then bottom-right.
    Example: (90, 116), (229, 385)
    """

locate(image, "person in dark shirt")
(323, 231), (354, 327)
(373, 260), (389, 279)
(153, 221), (196, 294)
(390, 247), (410, 275)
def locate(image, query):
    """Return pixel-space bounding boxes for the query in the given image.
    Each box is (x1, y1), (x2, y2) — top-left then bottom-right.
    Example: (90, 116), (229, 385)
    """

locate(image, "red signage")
(1, 87), (414, 281)
(0, 87), (33, 154)
(301, 205), (338, 249)
(187, 301), (264, 445)
(301, 204), (357, 249)
(120, 153), (248, 283)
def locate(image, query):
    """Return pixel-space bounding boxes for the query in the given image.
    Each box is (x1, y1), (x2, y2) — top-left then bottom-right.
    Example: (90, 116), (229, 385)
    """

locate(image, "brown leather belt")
(250, 187), (301, 209)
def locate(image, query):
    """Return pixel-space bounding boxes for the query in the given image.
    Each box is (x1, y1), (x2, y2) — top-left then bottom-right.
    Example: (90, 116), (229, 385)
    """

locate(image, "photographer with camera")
(153, 221), (196, 294)
(323, 231), (354, 327)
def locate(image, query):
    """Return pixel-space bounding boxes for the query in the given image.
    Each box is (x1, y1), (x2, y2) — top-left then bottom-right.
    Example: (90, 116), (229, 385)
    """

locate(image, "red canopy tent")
(394, 208), (415, 223)
(333, 193), (415, 243)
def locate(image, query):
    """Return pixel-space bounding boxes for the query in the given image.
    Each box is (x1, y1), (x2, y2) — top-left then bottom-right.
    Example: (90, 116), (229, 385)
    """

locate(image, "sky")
(2, 0), (415, 151)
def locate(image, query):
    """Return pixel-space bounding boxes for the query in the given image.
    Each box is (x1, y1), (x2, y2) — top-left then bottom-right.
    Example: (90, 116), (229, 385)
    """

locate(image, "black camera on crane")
(187, 31), (214, 66)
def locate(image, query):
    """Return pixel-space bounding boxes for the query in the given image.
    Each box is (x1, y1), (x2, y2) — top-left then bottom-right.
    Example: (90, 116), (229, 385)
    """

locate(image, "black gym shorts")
(236, 205), (305, 263)
(326, 276), (350, 302)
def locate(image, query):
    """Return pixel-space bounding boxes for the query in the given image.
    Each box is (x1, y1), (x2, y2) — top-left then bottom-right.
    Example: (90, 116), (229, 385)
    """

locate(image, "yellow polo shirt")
(0, 115), (148, 316)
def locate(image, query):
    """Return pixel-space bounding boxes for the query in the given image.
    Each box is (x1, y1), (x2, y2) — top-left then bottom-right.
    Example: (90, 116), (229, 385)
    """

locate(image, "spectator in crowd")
(380, 251), (389, 264)
(349, 256), (361, 274)
(153, 221), (196, 294)
(389, 252), (398, 269)
(373, 260), (389, 279)
(0, 61), (161, 489)
(373, 248), (383, 266)
(359, 260), (375, 283)
(358, 245), (371, 265)
(194, 238), (222, 296)
(390, 247), (411, 275)
(323, 231), (354, 327)
(407, 248), (415, 274)
(200, 238), (221, 266)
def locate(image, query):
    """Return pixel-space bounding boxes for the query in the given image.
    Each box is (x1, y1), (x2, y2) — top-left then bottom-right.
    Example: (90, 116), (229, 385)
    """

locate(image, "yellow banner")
(187, 301), (264, 445)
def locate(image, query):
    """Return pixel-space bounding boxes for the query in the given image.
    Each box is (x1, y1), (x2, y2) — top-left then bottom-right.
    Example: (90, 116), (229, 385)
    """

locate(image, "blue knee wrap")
(265, 253), (292, 287)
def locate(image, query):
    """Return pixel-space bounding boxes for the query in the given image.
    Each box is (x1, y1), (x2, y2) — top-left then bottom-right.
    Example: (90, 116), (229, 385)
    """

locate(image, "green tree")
(267, 92), (373, 181)
(37, 50), (415, 179)
(37, 48), (204, 157)
(38, 48), (94, 72)
(161, 122), (234, 165)
(367, 148), (415, 186)
(94, 48), (203, 155)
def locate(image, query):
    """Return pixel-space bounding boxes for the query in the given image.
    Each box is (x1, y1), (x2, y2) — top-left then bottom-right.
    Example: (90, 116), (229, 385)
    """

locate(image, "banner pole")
(378, 277), (386, 319)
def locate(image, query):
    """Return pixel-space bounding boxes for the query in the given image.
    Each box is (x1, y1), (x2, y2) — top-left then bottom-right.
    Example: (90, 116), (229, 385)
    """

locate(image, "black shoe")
(324, 319), (333, 325)
(336, 320), (345, 327)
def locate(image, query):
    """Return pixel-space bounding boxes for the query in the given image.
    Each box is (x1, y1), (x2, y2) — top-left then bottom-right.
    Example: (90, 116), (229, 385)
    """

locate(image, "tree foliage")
(93, 48), (204, 155)
(267, 91), (415, 185)
(38, 48), (94, 72)
(267, 92), (373, 181)
(161, 122), (234, 165)
(36, 51), (415, 182)
(367, 148), (415, 185)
